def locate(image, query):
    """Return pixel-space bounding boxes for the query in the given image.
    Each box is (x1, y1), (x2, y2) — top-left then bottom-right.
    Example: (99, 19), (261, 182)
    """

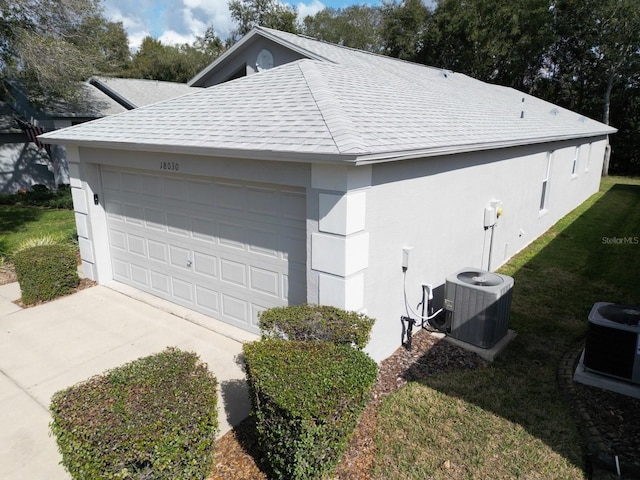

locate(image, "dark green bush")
(13, 243), (79, 305)
(244, 340), (378, 480)
(258, 304), (375, 349)
(50, 348), (219, 480)
(0, 184), (72, 208)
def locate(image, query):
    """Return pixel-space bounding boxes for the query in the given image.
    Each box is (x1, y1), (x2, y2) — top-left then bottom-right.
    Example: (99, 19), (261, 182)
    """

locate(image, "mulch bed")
(208, 329), (486, 480)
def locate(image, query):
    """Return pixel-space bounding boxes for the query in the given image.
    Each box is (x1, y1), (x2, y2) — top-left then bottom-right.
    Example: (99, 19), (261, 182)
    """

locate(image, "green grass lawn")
(0, 205), (77, 257)
(373, 176), (640, 479)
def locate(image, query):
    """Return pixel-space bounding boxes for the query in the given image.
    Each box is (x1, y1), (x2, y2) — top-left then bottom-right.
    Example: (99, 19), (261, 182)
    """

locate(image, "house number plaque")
(159, 161), (180, 171)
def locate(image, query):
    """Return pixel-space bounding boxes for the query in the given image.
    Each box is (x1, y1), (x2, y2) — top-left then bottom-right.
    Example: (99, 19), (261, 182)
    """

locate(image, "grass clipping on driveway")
(373, 176), (640, 480)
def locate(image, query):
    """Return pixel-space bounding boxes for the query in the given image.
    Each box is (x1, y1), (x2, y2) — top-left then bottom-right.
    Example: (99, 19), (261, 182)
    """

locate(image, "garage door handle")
(187, 260), (192, 267)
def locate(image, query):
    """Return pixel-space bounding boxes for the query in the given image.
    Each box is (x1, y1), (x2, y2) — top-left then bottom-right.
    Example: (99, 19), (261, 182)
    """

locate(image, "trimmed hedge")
(243, 340), (378, 480)
(258, 304), (375, 349)
(50, 348), (219, 480)
(13, 243), (79, 305)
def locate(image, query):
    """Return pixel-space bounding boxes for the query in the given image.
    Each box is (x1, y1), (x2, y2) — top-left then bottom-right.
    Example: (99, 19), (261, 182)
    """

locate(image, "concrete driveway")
(0, 281), (257, 480)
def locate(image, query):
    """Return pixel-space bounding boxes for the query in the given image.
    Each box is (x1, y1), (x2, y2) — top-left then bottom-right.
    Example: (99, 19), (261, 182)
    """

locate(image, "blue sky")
(101, 0), (387, 51)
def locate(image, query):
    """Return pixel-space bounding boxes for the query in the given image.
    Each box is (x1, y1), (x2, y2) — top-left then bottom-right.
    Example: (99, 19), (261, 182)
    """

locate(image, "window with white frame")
(540, 151), (553, 212)
(585, 143), (592, 172)
(572, 146), (579, 177)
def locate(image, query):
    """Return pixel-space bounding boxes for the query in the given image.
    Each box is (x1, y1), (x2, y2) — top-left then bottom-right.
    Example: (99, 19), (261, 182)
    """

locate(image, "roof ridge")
(257, 26), (443, 73)
(297, 61), (368, 154)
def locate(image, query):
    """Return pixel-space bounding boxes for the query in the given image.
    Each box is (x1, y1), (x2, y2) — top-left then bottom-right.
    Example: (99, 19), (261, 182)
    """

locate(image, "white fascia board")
(352, 131), (618, 166)
(255, 28), (332, 63)
(188, 29), (262, 86)
(40, 129), (617, 167)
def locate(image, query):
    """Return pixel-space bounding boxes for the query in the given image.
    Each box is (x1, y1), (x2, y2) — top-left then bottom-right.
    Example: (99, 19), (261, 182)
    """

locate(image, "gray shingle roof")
(41, 30), (615, 164)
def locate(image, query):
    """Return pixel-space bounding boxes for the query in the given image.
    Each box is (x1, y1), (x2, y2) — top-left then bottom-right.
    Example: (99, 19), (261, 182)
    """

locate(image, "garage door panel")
(166, 212), (189, 236)
(193, 251), (217, 278)
(147, 239), (167, 262)
(150, 270), (170, 293)
(281, 191), (306, 222)
(285, 266), (307, 301)
(140, 174), (163, 196)
(217, 182), (245, 212)
(191, 216), (216, 242)
(144, 207), (165, 230)
(220, 258), (247, 287)
(124, 204), (145, 225)
(218, 221), (246, 249)
(103, 167), (306, 334)
(250, 266), (279, 297)
(127, 233), (146, 256)
(279, 227), (306, 263)
(130, 263), (149, 286)
(247, 187), (278, 217)
(222, 293), (249, 323)
(164, 177), (188, 200)
(196, 285), (220, 313)
(172, 277), (193, 302)
(248, 226), (278, 258)
(169, 245), (191, 270)
(105, 200), (124, 221)
(121, 172), (140, 193)
(188, 180), (215, 205)
(109, 229), (127, 251)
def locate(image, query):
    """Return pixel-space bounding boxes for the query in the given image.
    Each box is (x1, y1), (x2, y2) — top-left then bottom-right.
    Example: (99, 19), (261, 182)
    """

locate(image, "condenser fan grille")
(456, 271), (504, 287)
(597, 304), (640, 326)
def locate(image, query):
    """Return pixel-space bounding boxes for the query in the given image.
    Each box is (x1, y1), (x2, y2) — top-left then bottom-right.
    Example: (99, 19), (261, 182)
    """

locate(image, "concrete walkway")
(0, 281), (258, 480)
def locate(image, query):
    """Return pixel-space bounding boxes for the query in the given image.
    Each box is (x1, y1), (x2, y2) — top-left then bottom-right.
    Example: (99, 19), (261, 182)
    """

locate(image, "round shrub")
(50, 348), (219, 480)
(244, 340), (378, 479)
(13, 243), (79, 305)
(258, 304), (375, 349)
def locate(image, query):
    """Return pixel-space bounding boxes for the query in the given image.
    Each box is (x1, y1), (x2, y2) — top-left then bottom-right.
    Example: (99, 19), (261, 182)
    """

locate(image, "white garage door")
(101, 167), (307, 332)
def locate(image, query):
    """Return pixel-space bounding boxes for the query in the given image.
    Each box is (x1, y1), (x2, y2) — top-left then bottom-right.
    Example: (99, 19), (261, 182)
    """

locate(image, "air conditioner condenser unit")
(443, 268), (514, 348)
(583, 302), (640, 385)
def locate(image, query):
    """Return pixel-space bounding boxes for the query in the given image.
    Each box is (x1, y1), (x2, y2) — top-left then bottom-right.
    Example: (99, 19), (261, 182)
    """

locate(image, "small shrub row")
(13, 243), (79, 305)
(258, 304), (375, 349)
(50, 348), (219, 480)
(244, 339), (378, 480)
(0, 184), (72, 209)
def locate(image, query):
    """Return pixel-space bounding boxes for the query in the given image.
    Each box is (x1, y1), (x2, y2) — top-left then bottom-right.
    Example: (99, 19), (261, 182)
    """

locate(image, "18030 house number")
(159, 161), (180, 171)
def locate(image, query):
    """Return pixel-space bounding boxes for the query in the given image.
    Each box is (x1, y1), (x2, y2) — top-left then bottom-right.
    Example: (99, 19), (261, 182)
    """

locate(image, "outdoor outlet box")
(402, 247), (413, 271)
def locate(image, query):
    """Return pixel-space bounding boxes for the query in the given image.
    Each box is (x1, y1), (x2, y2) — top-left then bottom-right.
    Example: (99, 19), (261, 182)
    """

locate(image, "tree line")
(1, 0), (638, 174)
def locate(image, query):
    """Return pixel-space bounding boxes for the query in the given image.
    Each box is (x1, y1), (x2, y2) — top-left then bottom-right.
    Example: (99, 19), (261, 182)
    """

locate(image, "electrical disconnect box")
(484, 207), (497, 227)
(402, 247), (413, 271)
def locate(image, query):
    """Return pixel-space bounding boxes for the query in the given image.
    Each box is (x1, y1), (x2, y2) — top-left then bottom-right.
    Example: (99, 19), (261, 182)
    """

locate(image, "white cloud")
(297, 0), (326, 20)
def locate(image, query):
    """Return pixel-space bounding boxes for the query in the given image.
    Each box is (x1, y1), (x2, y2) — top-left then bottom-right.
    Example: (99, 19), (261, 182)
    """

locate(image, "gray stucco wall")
(362, 137), (608, 360)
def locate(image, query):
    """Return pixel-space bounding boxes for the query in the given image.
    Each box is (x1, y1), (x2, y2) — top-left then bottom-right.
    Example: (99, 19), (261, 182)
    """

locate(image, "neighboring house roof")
(4, 77), (201, 122)
(89, 77), (201, 110)
(0, 101), (22, 134)
(41, 29), (616, 165)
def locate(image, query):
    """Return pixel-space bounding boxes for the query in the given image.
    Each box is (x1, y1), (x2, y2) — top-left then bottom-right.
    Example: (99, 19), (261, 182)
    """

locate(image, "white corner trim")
(319, 191), (366, 235)
(318, 272), (365, 310)
(311, 231), (369, 276)
(311, 164), (371, 192)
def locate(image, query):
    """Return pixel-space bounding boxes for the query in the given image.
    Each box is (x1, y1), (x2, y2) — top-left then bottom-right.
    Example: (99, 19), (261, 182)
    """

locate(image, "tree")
(548, 0), (640, 125)
(124, 34), (223, 83)
(302, 6), (383, 53)
(0, 0), (130, 101)
(418, 0), (553, 90)
(379, 0), (431, 61)
(228, 0), (298, 44)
